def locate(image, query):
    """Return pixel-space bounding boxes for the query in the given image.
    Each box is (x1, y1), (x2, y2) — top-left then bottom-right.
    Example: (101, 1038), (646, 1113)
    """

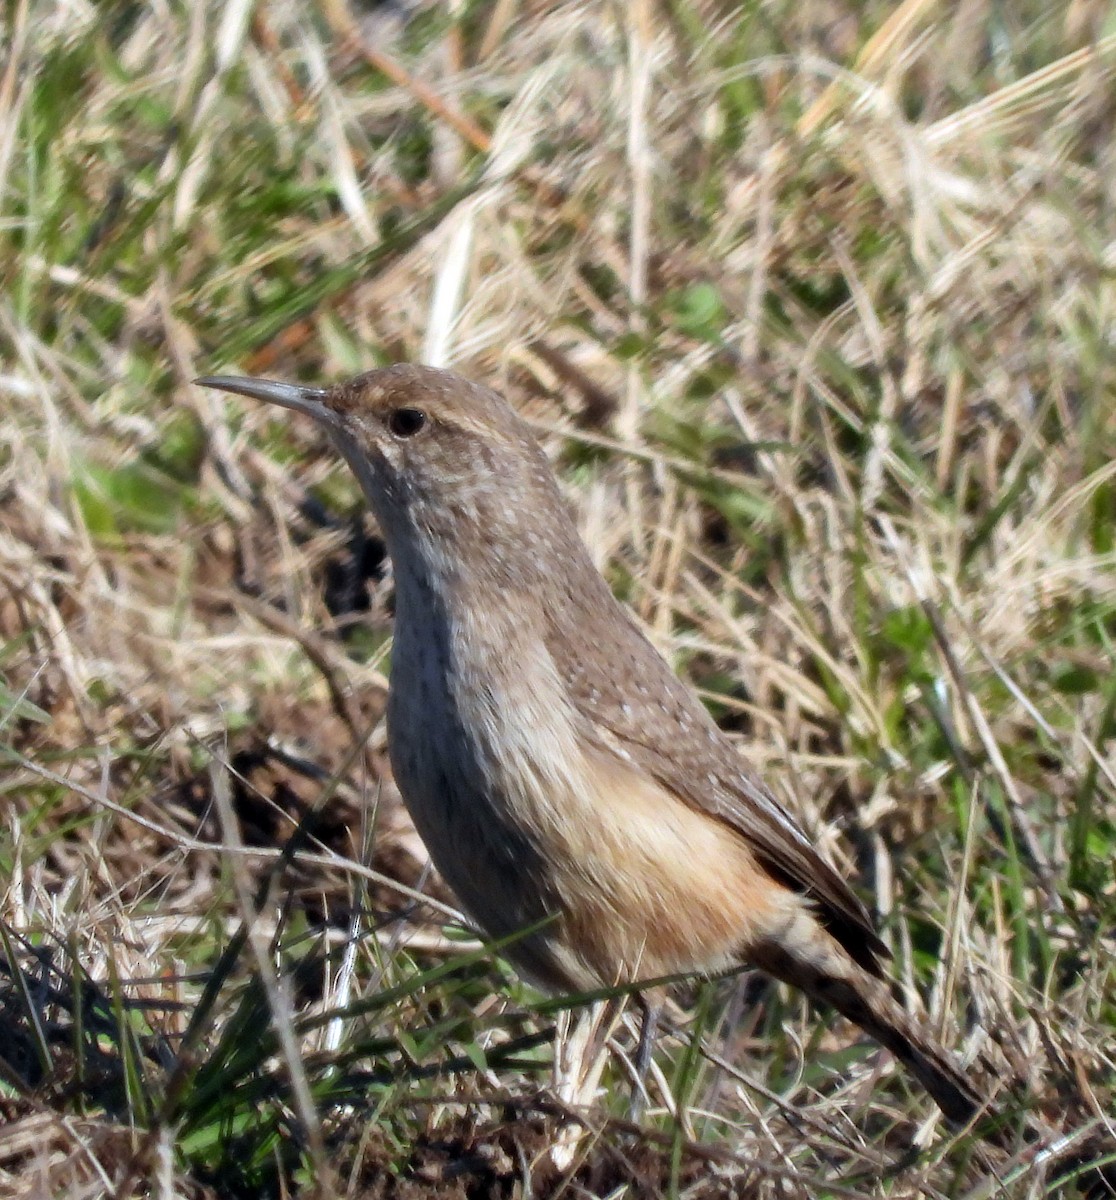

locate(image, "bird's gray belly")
(386, 666), (581, 991)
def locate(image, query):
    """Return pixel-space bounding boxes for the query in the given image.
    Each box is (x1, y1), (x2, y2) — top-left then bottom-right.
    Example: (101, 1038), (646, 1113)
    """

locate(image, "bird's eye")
(388, 407), (427, 438)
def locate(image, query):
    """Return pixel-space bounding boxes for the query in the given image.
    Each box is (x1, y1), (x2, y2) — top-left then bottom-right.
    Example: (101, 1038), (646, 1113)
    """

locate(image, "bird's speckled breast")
(385, 572), (601, 989)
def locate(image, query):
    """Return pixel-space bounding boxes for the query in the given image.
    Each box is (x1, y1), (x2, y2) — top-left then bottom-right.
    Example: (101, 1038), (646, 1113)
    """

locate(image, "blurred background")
(1, 1), (1114, 1195)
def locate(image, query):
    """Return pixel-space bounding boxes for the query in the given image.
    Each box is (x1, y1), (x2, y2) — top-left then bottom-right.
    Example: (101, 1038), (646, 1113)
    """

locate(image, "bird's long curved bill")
(195, 375), (334, 425)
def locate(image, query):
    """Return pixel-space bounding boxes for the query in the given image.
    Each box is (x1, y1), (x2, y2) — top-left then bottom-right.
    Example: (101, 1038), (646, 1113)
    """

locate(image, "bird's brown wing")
(551, 601), (889, 976)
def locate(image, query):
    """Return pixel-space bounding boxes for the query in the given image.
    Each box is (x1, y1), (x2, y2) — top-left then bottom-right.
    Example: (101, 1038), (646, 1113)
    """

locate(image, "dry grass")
(1, 0), (1115, 1196)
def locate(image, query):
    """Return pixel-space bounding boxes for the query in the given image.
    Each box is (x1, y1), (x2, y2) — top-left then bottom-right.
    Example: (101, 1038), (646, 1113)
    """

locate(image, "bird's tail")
(750, 916), (983, 1125)
(809, 964), (981, 1124)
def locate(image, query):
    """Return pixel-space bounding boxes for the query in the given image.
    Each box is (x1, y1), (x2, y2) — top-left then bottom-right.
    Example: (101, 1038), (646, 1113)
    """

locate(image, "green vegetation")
(0, 1), (1113, 1195)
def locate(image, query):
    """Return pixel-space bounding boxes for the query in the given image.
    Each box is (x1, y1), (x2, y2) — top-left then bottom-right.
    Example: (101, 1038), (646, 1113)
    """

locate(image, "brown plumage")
(198, 364), (982, 1125)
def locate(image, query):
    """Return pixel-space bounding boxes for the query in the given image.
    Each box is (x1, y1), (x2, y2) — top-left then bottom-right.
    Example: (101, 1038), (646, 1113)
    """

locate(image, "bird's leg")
(628, 989), (664, 1120)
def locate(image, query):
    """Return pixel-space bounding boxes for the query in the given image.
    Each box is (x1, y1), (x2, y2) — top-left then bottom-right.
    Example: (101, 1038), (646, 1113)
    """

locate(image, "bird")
(197, 364), (981, 1125)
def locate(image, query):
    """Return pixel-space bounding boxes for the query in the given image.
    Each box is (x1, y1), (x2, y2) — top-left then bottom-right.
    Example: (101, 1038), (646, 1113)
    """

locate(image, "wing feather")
(546, 595), (889, 975)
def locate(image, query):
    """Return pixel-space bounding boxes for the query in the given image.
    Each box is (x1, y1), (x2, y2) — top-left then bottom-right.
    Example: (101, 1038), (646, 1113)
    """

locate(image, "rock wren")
(198, 365), (979, 1123)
